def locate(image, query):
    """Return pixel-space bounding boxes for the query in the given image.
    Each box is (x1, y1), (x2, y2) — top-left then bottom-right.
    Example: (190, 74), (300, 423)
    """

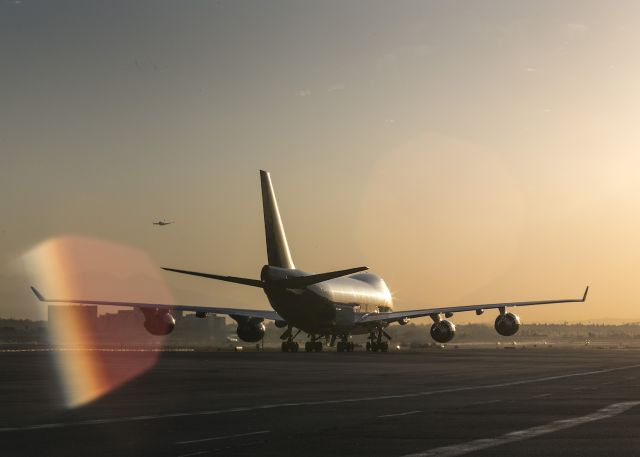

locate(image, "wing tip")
(30, 286), (45, 302)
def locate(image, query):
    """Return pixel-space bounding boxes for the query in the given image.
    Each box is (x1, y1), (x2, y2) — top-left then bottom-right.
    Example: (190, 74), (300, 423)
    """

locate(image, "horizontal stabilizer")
(162, 265), (369, 289)
(161, 267), (264, 288)
(270, 266), (369, 289)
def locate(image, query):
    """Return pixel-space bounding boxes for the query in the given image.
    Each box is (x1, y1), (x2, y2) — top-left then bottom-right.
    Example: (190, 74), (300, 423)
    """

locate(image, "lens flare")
(23, 236), (174, 408)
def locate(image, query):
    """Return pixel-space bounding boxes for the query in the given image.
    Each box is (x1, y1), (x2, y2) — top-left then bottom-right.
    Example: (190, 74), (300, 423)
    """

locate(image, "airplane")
(153, 220), (173, 226)
(31, 170), (588, 353)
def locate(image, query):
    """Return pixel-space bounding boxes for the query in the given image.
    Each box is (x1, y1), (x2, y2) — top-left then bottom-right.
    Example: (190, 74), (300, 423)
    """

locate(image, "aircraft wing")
(30, 287), (283, 321)
(357, 287), (589, 324)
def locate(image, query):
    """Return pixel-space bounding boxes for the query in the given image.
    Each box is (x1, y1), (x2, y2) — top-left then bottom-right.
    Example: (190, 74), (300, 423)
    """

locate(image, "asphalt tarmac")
(2, 347), (640, 457)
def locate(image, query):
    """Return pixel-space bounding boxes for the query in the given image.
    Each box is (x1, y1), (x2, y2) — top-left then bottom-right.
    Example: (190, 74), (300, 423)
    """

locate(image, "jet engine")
(430, 320), (456, 343)
(236, 319), (266, 342)
(495, 312), (521, 336)
(143, 311), (176, 335)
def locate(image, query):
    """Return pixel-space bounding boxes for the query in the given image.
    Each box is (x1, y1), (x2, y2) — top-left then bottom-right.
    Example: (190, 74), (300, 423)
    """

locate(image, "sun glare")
(23, 235), (173, 408)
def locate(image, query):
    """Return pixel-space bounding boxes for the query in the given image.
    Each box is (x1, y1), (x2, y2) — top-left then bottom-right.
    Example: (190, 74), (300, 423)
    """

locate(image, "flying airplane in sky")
(153, 220), (173, 226)
(31, 170), (588, 353)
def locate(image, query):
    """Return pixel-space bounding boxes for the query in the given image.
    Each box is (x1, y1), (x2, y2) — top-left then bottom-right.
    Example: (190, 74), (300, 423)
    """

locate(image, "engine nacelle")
(237, 319), (266, 342)
(143, 312), (176, 335)
(495, 312), (521, 337)
(430, 320), (456, 343)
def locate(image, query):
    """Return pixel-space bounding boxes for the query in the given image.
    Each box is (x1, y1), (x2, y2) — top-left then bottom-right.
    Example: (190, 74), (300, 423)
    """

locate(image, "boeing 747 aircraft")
(152, 220), (173, 226)
(32, 170), (588, 352)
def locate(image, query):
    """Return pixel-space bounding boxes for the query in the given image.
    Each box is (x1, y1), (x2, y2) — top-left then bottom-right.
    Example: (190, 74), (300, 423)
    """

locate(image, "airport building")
(43, 305), (229, 347)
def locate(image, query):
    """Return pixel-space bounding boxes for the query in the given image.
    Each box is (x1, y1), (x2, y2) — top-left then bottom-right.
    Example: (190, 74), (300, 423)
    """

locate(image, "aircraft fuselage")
(261, 266), (393, 336)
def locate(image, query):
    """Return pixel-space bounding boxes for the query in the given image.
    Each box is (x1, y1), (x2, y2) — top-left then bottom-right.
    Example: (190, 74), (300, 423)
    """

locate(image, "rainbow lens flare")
(24, 236), (174, 408)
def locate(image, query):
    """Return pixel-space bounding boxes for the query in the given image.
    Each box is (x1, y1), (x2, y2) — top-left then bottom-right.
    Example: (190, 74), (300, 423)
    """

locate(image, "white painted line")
(175, 451), (208, 457)
(400, 401), (640, 457)
(532, 393), (551, 398)
(2, 363), (640, 433)
(176, 430), (271, 445)
(469, 399), (501, 406)
(378, 410), (422, 418)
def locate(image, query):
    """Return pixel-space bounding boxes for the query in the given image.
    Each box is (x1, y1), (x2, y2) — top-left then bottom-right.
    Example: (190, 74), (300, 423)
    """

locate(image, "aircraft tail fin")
(260, 170), (295, 269)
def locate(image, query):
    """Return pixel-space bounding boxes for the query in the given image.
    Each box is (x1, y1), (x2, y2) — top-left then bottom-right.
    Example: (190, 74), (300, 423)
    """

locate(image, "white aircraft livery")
(32, 170), (588, 352)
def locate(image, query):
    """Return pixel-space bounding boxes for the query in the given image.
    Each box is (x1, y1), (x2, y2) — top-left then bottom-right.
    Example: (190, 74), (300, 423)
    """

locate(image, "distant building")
(40, 306), (230, 347)
(48, 305), (98, 330)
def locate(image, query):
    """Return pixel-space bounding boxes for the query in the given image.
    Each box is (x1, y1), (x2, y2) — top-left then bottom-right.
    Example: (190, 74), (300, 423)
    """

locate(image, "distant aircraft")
(32, 170), (588, 353)
(153, 220), (173, 226)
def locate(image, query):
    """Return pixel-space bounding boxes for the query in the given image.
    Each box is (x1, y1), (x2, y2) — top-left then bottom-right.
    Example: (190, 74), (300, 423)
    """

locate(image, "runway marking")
(175, 451), (208, 457)
(2, 363), (640, 433)
(378, 410), (422, 418)
(400, 401), (640, 457)
(469, 399), (501, 406)
(532, 393), (551, 398)
(176, 430), (271, 445)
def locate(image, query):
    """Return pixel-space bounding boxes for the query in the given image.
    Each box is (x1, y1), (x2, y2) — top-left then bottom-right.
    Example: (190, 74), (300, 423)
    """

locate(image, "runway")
(2, 347), (640, 456)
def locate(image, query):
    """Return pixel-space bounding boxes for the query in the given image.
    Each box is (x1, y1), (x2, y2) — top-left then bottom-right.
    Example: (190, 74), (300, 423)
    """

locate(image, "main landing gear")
(366, 327), (390, 352)
(304, 334), (323, 352)
(280, 326), (301, 352)
(281, 341), (299, 352)
(337, 341), (355, 352)
(336, 335), (354, 352)
(305, 341), (323, 352)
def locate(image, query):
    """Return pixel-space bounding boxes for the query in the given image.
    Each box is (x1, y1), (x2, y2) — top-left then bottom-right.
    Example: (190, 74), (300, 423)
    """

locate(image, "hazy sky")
(2, 1), (640, 323)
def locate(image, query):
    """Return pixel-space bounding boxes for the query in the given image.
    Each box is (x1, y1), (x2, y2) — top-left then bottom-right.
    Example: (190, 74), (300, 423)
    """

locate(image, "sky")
(2, 0), (640, 323)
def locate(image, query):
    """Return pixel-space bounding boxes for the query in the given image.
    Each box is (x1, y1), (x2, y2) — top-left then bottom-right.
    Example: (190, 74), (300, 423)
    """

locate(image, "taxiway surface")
(2, 348), (640, 456)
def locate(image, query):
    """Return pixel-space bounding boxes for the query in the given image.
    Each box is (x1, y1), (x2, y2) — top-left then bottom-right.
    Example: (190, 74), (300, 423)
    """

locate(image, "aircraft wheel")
(381, 342), (389, 352)
(314, 342), (323, 352)
(305, 342), (312, 352)
(281, 342), (288, 352)
(293, 342), (299, 352)
(366, 342), (371, 352)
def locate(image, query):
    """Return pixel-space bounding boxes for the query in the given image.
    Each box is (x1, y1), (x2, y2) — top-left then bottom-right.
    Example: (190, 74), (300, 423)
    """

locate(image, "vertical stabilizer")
(260, 170), (295, 268)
